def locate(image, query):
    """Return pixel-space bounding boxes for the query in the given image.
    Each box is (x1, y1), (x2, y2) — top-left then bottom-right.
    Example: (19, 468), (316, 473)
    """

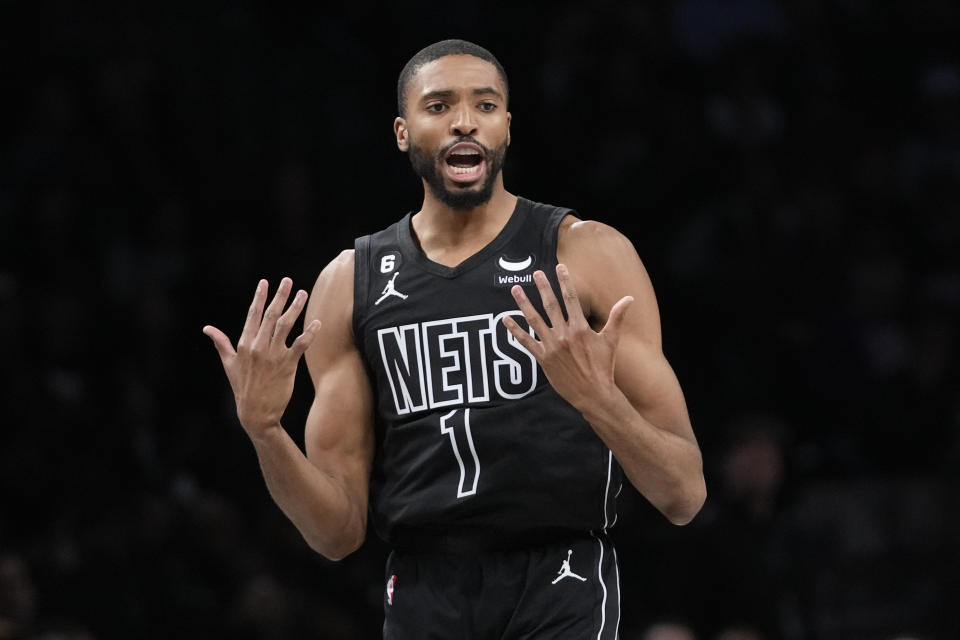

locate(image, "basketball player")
(203, 40), (706, 639)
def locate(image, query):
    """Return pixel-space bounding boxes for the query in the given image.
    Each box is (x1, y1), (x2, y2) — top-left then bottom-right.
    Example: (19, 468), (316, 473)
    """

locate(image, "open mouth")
(444, 142), (486, 182)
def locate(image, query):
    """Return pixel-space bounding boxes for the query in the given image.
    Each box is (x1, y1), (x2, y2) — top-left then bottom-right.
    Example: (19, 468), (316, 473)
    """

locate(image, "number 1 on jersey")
(440, 408), (480, 498)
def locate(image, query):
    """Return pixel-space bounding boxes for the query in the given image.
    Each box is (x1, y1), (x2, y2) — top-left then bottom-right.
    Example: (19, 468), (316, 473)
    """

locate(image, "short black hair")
(397, 39), (509, 117)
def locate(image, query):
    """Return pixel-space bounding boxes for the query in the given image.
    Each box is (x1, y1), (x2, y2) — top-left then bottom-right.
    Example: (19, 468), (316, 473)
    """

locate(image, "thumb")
(202, 325), (236, 362)
(599, 296), (634, 345)
(289, 319), (322, 359)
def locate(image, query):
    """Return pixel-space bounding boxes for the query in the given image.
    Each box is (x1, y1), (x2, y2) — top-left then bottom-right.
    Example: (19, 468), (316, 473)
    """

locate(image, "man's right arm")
(205, 250), (374, 561)
(298, 249), (375, 559)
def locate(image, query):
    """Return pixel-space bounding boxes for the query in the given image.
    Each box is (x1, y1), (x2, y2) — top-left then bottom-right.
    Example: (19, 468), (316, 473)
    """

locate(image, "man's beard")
(408, 137), (508, 210)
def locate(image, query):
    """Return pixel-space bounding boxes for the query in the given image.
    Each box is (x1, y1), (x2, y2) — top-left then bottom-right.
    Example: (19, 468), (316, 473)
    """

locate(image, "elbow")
(307, 528), (366, 562)
(314, 539), (364, 562)
(663, 477), (707, 526)
(304, 517), (367, 562)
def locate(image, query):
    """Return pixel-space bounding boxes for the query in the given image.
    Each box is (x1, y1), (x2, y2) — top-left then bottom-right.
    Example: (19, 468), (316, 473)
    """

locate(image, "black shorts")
(382, 532), (621, 639)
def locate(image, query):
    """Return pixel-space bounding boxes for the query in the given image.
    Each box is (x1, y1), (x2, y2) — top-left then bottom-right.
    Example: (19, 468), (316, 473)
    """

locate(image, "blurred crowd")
(1, 1), (958, 638)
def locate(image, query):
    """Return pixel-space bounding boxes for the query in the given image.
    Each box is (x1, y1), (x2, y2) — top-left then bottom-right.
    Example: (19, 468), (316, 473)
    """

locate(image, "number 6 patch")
(378, 251), (401, 274)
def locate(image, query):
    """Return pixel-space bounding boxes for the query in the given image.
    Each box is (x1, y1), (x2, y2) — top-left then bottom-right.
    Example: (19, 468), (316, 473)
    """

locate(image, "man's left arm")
(503, 218), (706, 525)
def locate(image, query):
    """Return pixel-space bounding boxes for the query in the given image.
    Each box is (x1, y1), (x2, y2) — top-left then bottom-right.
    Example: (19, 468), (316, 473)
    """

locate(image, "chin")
(421, 163), (494, 210)
(435, 187), (495, 211)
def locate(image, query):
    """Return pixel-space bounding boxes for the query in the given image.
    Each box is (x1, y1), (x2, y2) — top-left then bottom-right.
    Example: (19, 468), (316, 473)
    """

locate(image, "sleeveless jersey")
(353, 197), (623, 549)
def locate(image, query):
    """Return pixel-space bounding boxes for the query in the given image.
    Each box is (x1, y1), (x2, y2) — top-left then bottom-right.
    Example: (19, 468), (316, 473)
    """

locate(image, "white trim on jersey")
(603, 450), (613, 529)
(613, 547), (622, 639)
(595, 534), (608, 640)
(592, 533), (621, 640)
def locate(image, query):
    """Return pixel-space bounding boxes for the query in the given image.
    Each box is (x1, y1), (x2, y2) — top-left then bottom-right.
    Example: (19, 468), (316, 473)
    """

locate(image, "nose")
(450, 104), (478, 137)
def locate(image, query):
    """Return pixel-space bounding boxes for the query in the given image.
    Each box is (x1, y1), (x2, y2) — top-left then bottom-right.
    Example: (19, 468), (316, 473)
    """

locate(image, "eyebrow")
(420, 87), (505, 102)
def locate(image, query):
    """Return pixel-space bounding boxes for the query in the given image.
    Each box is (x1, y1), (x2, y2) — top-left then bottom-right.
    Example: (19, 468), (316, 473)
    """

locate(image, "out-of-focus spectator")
(642, 621), (698, 640)
(715, 627), (765, 640)
(0, 554), (35, 639)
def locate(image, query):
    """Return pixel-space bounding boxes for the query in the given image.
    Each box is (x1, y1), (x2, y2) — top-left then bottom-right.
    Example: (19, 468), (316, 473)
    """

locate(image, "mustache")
(437, 137), (492, 158)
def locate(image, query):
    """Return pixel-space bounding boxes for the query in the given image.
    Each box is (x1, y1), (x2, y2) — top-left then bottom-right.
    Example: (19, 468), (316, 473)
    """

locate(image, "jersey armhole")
(541, 206), (576, 263)
(352, 235), (370, 342)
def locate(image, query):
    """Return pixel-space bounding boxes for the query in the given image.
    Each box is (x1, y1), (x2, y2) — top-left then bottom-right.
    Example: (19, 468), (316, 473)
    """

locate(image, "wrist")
(578, 385), (631, 427)
(244, 420), (285, 446)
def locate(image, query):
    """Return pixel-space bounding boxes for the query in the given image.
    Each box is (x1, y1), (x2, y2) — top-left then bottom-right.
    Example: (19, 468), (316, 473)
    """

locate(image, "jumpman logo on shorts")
(375, 272), (408, 305)
(551, 549), (588, 584)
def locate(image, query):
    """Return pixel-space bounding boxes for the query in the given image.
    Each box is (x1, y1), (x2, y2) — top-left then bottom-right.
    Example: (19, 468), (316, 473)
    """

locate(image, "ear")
(394, 117), (409, 152)
(506, 111), (511, 147)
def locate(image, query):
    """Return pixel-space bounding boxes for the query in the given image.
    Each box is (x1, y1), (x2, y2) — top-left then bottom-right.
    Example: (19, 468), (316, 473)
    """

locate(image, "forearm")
(581, 389), (705, 525)
(248, 424), (366, 560)
(500, 254), (705, 524)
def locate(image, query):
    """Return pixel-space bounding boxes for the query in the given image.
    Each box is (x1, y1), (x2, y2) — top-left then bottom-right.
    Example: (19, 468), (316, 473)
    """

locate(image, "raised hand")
(203, 278), (321, 437)
(502, 264), (633, 413)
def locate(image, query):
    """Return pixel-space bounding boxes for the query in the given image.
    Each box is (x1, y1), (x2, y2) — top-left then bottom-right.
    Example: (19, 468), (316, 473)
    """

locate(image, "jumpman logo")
(375, 272), (408, 305)
(551, 549), (588, 584)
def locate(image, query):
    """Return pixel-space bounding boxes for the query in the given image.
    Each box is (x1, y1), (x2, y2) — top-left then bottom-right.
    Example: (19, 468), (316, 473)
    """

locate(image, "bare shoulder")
(304, 250), (356, 367)
(306, 250), (354, 321)
(557, 217), (658, 333)
(310, 249), (354, 292)
(558, 217), (638, 264)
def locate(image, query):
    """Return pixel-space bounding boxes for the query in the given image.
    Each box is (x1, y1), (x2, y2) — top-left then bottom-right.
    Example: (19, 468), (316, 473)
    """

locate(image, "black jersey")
(353, 197), (623, 550)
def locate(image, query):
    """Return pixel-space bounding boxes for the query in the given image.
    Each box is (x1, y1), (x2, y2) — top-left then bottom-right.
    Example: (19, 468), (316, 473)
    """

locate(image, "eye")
(426, 103), (447, 113)
(478, 102), (497, 112)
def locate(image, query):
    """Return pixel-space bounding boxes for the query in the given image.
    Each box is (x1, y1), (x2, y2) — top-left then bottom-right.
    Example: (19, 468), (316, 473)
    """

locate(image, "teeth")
(451, 164), (481, 174)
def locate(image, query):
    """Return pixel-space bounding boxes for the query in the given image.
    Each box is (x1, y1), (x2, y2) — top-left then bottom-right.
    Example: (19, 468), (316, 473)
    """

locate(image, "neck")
(415, 177), (516, 241)
(410, 178), (518, 266)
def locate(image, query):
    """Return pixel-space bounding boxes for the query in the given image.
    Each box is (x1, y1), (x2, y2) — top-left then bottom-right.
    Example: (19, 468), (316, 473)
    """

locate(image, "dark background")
(2, 1), (959, 638)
